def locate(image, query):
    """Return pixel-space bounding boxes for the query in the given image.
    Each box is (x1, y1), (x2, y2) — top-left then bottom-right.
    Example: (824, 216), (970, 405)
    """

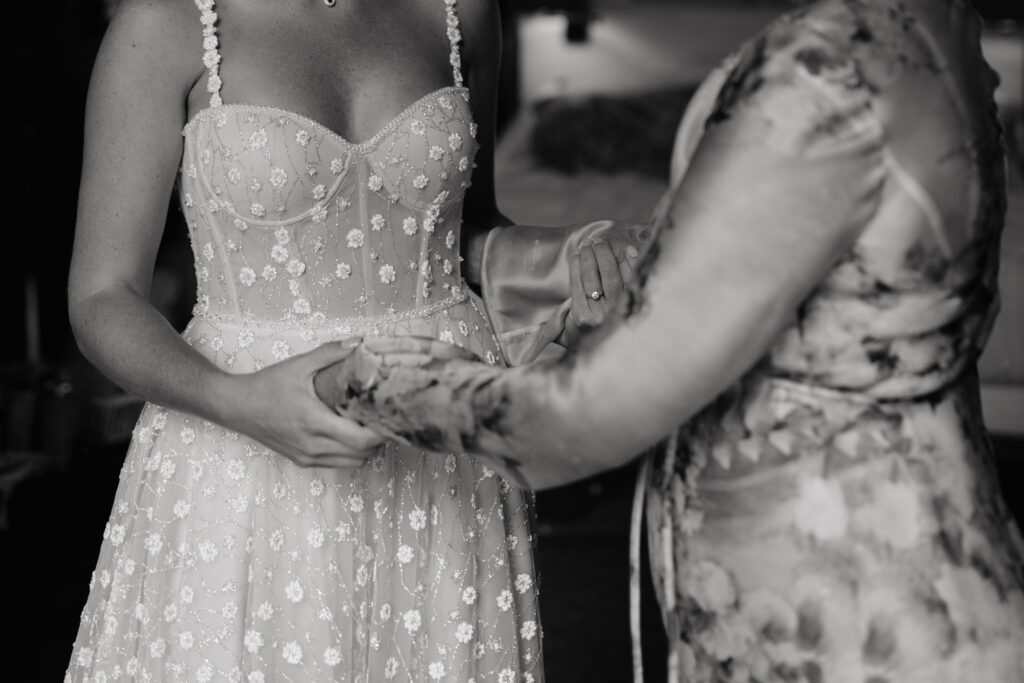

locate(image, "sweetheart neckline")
(181, 85), (470, 151)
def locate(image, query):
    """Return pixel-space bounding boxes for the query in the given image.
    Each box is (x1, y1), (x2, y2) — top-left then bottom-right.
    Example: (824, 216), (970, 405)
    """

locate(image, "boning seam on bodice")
(414, 209), (436, 308)
(181, 138), (242, 315)
(356, 157), (377, 315)
(206, 208), (241, 317)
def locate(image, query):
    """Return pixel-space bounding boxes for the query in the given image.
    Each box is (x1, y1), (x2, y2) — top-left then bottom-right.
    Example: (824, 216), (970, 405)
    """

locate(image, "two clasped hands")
(219, 225), (644, 469)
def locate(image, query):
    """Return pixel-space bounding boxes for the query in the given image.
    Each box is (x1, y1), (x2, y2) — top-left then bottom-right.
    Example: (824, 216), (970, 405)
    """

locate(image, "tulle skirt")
(67, 297), (544, 683)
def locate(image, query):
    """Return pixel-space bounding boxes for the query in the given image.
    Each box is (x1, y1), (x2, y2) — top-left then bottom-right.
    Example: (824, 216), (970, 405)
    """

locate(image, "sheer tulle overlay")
(66, 1), (543, 680)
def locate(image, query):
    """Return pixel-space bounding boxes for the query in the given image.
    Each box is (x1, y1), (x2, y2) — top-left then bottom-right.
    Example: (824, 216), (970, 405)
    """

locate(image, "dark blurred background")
(4, 1), (1022, 680)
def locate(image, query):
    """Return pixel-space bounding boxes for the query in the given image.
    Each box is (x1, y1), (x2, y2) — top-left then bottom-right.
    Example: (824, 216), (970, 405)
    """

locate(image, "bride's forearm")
(70, 286), (241, 427)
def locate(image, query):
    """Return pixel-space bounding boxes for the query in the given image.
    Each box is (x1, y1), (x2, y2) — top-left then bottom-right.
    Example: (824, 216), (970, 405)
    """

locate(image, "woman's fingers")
(578, 246), (604, 307)
(618, 256), (634, 284)
(362, 336), (477, 361)
(300, 338), (363, 370)
(592, 241), (623, 298)
(569, 251), (595, 326)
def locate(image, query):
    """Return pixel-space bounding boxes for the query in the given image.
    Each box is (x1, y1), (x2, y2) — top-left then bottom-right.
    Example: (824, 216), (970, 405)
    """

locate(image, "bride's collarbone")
(216, 0), (451, 70)
(201, 1), (456, 140)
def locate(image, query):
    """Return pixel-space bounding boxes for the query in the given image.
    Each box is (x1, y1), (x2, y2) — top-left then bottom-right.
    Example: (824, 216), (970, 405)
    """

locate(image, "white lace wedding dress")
(66, 1), (542, 680)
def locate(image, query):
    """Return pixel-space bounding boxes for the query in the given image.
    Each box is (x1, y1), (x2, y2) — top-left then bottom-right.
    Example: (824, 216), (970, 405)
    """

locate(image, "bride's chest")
(180, 89), (479, 227)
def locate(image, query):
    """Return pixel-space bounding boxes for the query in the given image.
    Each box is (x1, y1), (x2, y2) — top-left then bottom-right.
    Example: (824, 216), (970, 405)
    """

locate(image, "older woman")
(319, 0), (1024, 680)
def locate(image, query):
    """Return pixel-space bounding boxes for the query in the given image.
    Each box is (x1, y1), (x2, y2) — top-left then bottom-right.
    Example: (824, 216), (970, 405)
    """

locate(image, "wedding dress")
(66, 1), (542, 680)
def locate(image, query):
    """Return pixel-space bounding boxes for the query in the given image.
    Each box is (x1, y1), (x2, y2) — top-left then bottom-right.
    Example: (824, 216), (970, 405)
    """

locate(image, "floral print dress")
(646, 1), (1024, 681)
(65, 1), (543, 681)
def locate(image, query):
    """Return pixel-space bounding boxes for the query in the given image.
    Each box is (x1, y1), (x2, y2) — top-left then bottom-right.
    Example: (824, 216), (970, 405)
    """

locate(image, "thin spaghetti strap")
(443, 0), (464, 88)
(195, 0), (224, 107)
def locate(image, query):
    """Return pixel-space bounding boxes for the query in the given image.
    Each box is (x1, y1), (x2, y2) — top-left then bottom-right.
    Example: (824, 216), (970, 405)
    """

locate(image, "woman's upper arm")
(666, 52), (742, 189)
(69, 0), (202, 312)
(561, 35), (889, 459)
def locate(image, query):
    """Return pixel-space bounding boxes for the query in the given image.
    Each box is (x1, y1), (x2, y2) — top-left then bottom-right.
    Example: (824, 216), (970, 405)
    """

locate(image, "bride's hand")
(223, 339), (387, 468)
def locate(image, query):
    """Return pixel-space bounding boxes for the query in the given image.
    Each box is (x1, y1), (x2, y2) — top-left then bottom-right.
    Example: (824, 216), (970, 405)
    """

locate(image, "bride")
(318, 0), (1024, 680)
(64, 0), (640, 680)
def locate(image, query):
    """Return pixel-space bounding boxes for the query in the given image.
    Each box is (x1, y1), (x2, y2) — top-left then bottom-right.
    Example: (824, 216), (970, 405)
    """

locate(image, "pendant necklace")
(324, 0), (336, 6)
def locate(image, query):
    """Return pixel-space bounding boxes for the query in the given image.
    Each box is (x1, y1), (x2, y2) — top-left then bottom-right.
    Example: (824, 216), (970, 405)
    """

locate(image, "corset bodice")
(179, 87), (478, 325)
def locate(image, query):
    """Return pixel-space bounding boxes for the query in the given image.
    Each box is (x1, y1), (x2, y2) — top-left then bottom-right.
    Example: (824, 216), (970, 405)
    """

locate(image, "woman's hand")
(562, 231), (644, 347)
(223, 339), (387, 468)
(313, 336), (480, 409)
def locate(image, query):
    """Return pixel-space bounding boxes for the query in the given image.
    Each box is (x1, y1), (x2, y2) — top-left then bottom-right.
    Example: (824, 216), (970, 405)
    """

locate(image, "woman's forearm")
(461, 227), (489, 289)
(460, 210), (513, 289)
(70, 286), (241, 427)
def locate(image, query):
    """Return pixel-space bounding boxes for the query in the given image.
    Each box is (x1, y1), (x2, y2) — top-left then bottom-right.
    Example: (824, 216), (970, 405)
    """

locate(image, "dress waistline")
(189, 287), (468, 334)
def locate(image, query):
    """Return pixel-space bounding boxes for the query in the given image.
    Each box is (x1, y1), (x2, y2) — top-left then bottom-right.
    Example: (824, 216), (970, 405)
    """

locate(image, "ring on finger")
(590, 290), (603, 301)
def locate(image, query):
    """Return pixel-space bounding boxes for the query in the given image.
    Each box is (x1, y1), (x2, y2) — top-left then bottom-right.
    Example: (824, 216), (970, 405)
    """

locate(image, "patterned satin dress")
(646, 1), (1024, 681)
(66, 1), (543, 681)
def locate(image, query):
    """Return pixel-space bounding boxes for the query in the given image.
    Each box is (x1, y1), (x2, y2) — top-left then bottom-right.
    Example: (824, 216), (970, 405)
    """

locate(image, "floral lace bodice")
(181, 0), (477, 328)
(66, 2), (544, 680)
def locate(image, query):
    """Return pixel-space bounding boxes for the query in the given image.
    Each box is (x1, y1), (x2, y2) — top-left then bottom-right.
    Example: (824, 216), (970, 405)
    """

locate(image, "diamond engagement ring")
(590, 290), (603, 301)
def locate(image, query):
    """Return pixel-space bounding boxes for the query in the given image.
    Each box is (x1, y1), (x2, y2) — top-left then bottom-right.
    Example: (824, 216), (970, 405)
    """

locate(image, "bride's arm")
(69, 0), (382, 466)
(69, 0), (221, 418)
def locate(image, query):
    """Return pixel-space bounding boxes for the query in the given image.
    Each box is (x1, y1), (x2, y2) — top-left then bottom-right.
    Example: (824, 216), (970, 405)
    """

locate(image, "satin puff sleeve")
(524, 29), (892, 472)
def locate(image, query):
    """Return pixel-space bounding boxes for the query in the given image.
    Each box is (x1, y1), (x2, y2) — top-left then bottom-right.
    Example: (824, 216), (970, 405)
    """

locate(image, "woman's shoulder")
(698, 1), (885, 158)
